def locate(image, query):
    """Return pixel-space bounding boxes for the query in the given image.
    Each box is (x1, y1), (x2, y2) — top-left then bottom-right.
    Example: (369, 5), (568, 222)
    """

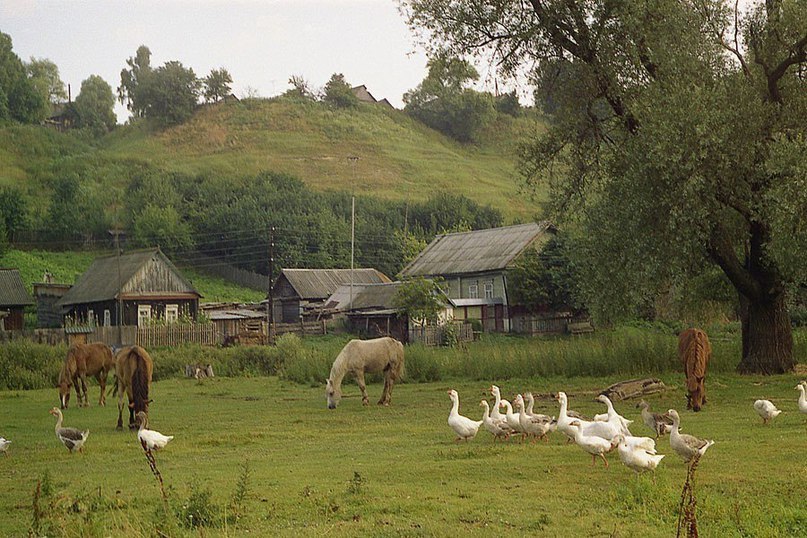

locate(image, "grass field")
(1, 370), (805, 536)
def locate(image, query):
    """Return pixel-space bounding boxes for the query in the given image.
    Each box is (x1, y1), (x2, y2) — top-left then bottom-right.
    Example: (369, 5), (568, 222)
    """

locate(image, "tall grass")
(0, 327), (800, 391)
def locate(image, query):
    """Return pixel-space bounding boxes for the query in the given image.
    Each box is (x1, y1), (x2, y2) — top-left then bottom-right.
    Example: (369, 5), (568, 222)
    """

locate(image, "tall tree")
(26, 57), (67, 104)
(203, 68), (233, 103)
(403, 54), (495, 142)
(0, 32), (46, 122)
(404, 0), (807, 373)
(323, 73), (358, 108)
(118, 45), (152, 118)
(141, 61), (200, 125)
(74, 75), (116, 135)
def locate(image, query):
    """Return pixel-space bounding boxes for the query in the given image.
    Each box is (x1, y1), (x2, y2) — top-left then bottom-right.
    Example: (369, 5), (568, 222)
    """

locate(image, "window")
(468, 283), (479, 299)
(137, 305), (152, 326)
(103, 310), (111, 327)
(165, 304), (179, 323)
(87, 310), (95, 326)
(484, 281), (494, 299)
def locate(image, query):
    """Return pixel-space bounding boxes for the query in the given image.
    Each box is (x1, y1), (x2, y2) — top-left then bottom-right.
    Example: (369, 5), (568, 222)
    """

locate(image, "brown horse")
(58, 342), (115, 409)
(114, 345), (153, 430)
(679, 328), (712, 412)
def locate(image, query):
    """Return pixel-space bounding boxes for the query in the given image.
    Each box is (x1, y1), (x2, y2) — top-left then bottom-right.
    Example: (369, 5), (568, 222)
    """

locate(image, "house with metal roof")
(399, 222), (554, 332)
(0, 268), (34, 330)
(271, 268), (391, 323)
(56, 248), (201, 327)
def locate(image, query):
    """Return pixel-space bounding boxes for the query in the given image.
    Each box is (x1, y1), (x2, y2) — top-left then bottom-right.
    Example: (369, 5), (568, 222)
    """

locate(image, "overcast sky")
(1, 0), (446, 123)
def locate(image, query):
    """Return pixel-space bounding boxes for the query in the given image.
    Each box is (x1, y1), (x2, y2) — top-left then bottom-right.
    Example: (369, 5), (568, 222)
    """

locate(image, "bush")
(0, 342), (63, 390)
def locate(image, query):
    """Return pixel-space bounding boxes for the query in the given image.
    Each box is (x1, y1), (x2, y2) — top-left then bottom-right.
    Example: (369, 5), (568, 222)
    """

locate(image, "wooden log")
(599, 378), (668, 401)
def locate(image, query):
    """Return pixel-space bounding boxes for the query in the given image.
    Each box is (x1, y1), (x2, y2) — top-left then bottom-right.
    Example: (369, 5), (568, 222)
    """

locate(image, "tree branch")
(707, 223), (760, 300)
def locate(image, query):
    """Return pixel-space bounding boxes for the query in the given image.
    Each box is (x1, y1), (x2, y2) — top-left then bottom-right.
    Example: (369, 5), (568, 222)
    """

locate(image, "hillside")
(0, 98), (546, 220)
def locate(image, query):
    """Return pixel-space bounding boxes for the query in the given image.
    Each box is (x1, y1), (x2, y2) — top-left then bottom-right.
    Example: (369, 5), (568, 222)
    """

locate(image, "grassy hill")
(0, 98), (546, 221)
(0, 249), (264, 303)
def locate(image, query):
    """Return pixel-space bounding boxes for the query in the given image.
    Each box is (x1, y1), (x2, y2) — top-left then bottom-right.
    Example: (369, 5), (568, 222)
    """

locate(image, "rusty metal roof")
(0, 269), (34, 306)
(400, 222), (553, 277)
(277, 268), (390, 300)
(57, 248), (200, 307)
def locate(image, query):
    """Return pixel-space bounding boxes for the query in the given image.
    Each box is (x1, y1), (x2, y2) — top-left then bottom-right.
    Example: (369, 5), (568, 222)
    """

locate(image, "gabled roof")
(277, 268), (390, 300)
(326, 281), (455, 313)
(57, 248), (200, 307)
(0, 269), (34, 306)
(400, 222), (553, 277)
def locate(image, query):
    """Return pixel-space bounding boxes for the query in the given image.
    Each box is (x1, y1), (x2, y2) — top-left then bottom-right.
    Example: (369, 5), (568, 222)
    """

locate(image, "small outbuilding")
(271, 268), (390, 323)
(56, 248), (201, 326)
(0, 268), (34, 330)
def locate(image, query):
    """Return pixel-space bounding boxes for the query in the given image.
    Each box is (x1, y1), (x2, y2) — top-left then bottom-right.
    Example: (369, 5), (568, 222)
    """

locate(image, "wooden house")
(271, 268), (390, 323)
(56, 248), (201, 326)
(34, 282), (72, 328)
(400, 222), (554, 333)
(0, 269), (34, 331)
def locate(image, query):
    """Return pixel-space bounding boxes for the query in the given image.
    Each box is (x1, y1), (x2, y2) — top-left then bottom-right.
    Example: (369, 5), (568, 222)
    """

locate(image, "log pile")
(599, 378), (668, 401)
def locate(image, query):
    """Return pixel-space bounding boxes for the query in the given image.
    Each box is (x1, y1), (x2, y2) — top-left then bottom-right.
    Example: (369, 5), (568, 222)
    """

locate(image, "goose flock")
(448, 381), (807, 474)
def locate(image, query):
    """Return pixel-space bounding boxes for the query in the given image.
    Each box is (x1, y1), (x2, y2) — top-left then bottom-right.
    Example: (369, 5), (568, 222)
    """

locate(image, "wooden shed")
(0, 269), (34, 331)
(56, 248), (201, 326)
(271, 268), (390, 323)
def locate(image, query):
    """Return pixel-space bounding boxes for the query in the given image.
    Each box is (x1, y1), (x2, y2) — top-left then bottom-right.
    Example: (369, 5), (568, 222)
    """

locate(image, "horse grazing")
(679, 328), (712, 412)
(326, 337), (404, 409)
(58, 342), (115, 409)
(114, 345), (153, 429)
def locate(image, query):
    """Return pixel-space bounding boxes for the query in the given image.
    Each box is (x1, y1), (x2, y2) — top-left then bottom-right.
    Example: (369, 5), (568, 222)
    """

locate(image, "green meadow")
(1, 335), (805, 536)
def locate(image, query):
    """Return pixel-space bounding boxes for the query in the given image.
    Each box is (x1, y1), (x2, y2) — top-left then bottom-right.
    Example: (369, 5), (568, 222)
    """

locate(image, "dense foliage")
(74, 75), (116, 135)
(403, 55), (495, 142)
(404, 0), (807, 373)
(323, 73), (359, 108)
(0, 32), (47, 123)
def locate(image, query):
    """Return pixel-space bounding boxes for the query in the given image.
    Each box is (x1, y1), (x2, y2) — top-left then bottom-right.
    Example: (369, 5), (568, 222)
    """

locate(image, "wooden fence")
(136, 324), (221, 348)
(408, 323), (474, 346)
(511, 314), (572, 335)
(272, 320), (327, 338)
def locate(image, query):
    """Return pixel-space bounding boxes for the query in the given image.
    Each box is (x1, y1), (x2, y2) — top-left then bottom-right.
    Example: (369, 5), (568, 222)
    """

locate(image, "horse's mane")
(328, 345), (350, 384)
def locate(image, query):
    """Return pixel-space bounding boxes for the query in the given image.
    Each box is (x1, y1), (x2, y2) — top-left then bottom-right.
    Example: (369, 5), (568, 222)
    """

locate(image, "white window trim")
(103, 309), (111, 327)
(137, 305), (152, 326)
(468, 283), (479, 299)
(484, 282), (494, 299)
(165, 304), (179, 323)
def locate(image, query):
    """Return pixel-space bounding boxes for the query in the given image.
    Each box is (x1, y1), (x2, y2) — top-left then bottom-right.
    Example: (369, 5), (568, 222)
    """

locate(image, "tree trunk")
(737, 292), (794, 374)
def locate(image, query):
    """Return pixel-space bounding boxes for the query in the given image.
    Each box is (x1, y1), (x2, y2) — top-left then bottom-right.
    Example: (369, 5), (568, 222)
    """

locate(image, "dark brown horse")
(114, 345), (153, 430)
(58, 342), (115, 409)
(679, 328), (712, 412)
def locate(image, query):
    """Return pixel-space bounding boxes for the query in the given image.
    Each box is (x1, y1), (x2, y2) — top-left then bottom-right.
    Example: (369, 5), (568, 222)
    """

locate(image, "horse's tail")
(391, 338), (405, 381)
(130, 348), (151, 414)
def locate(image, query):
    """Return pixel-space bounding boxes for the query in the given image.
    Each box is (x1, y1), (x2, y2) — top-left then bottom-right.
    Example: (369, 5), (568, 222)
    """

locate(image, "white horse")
(325, 337), (405, 409)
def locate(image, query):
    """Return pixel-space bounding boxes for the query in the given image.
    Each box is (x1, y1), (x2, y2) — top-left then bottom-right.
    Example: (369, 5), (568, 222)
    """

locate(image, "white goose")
(668, 409), (714, 463)
(637, 400), (674, 438)
(447, 390), (482, 442)
(136, 412), (174, 451)
(568, 420), (612, 467)
(557, 391), (592, 442)
(797, 383), (807, 416)
(489, 385), (507, 423)
(49, 407), (89, 453)
(501, 399), (525, 436)
(753, 400), (782, 424)
(0, 437), (10, 456)
(480, 400), (512, 441)
(524, 392), (554, 423)
(611, 434), (664, 475)
(594, 395), (633, 435)
(514, 394), (553, 441)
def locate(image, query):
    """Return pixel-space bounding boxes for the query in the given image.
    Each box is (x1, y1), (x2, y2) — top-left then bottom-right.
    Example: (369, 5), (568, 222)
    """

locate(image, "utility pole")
(347, 156), (359, 309)
(350, 196), (355, 309)
(108, 229), (124, 346)
(267, 227), (275, 344)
